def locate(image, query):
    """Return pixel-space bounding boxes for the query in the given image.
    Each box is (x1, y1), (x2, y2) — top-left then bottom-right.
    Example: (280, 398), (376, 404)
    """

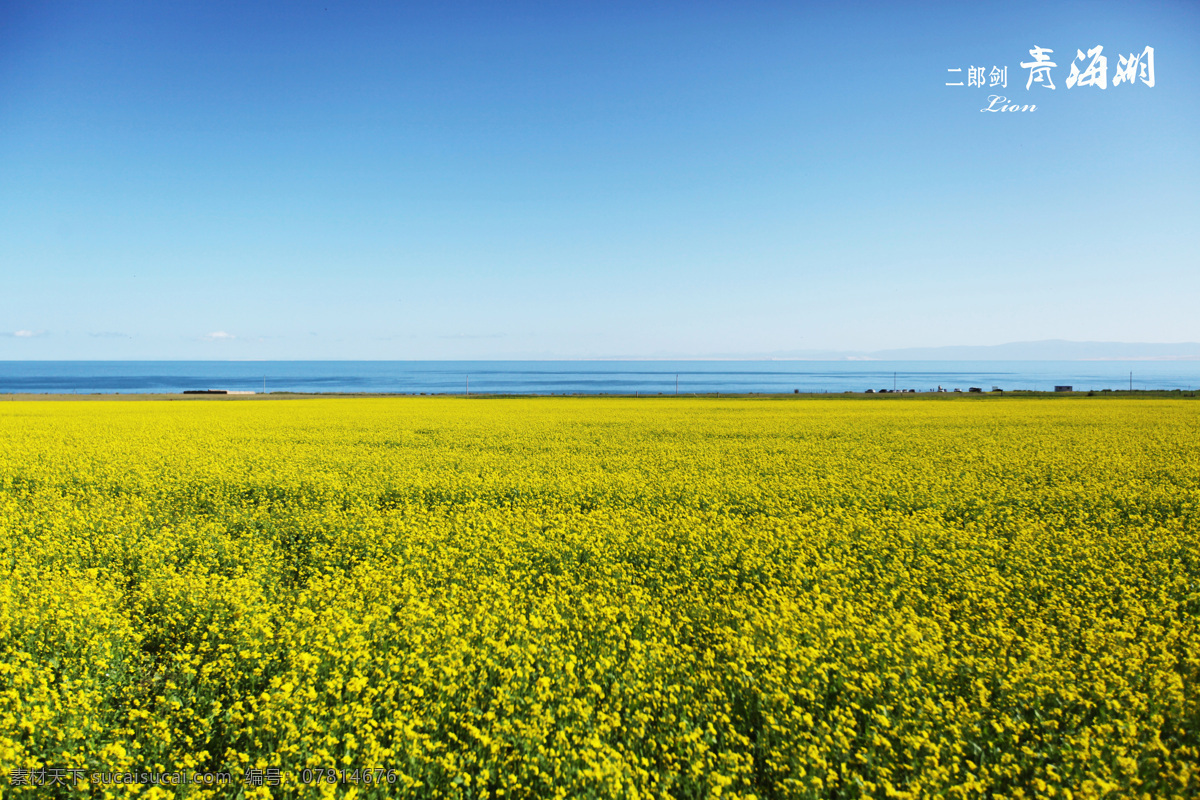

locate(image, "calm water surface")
(3, 361), (1199, 395)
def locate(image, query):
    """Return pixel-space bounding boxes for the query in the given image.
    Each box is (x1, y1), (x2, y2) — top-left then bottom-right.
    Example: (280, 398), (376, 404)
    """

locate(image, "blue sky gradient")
(2, 0), (1198, 359)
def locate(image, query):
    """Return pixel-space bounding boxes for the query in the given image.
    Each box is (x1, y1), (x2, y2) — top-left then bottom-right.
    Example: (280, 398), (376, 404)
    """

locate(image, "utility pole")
(263, 376), (266, 394)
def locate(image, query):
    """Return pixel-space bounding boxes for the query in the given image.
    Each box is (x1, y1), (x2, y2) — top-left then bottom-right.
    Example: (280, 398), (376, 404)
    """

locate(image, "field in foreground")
(1, 397), (1198, 799)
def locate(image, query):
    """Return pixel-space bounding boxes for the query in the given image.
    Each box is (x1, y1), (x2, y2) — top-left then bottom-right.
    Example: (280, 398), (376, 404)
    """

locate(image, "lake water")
(2, 361), (1199, 395)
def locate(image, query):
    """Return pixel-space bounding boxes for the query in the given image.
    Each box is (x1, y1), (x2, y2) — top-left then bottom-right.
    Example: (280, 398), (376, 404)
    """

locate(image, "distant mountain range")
(743, 340), (1200, 361)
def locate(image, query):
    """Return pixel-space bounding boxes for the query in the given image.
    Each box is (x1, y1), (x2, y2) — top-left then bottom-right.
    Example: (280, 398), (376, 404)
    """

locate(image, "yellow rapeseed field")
(1, 396), (1197, 799)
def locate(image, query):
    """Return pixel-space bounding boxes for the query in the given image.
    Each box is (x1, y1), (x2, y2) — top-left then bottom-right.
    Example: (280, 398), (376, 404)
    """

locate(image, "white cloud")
(203, 331), (235, 341)
(15, 330), (36, 337)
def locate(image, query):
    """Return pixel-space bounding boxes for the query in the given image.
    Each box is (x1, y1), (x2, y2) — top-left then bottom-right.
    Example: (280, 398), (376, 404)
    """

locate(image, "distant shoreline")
(4, 359), (1200, 395)
(2, 390), (1196, 402)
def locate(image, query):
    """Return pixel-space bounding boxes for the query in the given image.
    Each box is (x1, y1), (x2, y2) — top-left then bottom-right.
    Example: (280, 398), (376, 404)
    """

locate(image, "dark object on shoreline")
(1055, 385), (1073, 392)
(184, 389), (228, 394)
(969, 387), (982, 393)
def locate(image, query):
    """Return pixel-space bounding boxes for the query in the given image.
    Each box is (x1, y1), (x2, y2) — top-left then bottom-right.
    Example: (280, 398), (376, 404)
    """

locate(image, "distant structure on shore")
(182, 390), (255, 395)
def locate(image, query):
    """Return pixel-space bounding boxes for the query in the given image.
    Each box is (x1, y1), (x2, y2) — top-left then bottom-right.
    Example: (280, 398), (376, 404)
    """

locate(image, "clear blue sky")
(2, 0), (1197, 359)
